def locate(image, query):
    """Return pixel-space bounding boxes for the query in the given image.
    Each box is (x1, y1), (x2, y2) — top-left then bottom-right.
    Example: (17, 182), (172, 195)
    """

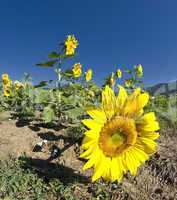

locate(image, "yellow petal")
(138, 112), (156, 124)
(102, 157), (111, 181)
(137, 112), (159, 132)
(83, 147), (100, 171)
(139, 131), (160, 140)
(132, 146), (149, 163)
(83, 155), (96, 171)
(122, 88), (141, 116)
(137, 121), (159, 132)
(137, 92), (149, 110)
(124, 150), (139, 176)
(123, 89), (149, 117)
(116, 85), (127, 112)
(82, 119), (102, 132)
(139, 137), (158, 154)
(84, 130), (99, 139)
(110, 157), (124, 182)
(135, 109), (144, 118)
(92, 151), (107, 182)
(110, 157), (118, 182)
(82, 136), (96, 149)
(102, 85), (116, 119)
(80, 146), (94, 159)
(87, 108), (106, 124)
(131, 88), (141, 97)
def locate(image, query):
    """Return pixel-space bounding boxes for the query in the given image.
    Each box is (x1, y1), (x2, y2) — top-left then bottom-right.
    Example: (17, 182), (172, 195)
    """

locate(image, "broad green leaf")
(64, 107), (84, 121)
(34, 89), (50, 104)
(42, 106), (55, 123)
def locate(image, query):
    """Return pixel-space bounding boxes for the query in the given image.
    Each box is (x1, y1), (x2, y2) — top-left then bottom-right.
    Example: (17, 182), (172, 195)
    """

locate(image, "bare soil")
(0, 120), (83, 172)
(0, 120), (41, 160)
(0, 120), (177, 200)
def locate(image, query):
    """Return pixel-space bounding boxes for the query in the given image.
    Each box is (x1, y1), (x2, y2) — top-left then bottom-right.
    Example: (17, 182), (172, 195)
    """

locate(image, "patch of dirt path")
(0, 121), (41, 159)
(0, 120), (83, 174)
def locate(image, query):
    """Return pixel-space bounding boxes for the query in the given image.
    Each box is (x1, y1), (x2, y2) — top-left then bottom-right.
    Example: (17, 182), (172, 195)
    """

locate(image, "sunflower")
(80, 85), (159, 182)
(3, 86), (11, 97)
(85, 69), (92, 82)
(116, 69), (122, 79)
(135, 64), (143, 78)
(14, 80), (24, 90)
(65, 35), (78, 56)
(2, 73), (10, 85)
(72, 63), (82, 78)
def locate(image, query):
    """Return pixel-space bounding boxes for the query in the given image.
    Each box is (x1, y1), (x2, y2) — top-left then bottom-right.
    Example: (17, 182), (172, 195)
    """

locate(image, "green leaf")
(36, 60), (58, 67)
(34, 89), (50, 104)
(124, 67), (132, 74)
(48, 51), (61, 58)
(34, 81), (48, 88)
(42, 106), (55, 123)
(64, 107), (84, 121)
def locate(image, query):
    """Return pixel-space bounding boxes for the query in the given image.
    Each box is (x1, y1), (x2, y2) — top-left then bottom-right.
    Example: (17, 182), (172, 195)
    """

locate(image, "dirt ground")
(0, 119), (177, 200)
(0, 120), (40, 160)
(0, 120), (83, 173)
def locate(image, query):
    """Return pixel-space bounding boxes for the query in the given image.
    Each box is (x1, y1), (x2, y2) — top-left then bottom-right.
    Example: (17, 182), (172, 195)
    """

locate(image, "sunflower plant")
(0, 73), (37, 120)
(103, 65), (144, 91)
(36, 35), (101, 140)
(123, 64), (144, 89)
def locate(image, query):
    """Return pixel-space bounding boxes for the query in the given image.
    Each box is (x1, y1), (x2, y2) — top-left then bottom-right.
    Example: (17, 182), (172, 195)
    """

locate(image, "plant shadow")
(19, 155), (90, 185)
(28, 121), (66, 132)
(15, 118), (31, 127)
(14, 116), (66, 132)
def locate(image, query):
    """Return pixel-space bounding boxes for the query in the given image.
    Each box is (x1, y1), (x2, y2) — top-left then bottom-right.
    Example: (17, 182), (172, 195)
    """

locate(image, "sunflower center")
(111, 131), (126, 145)
(99, 116), (137, 157)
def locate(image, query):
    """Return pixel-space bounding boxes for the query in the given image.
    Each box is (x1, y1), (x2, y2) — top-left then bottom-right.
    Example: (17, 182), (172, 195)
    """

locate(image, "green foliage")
(154, 94), (169, 111)
(146, 94), (177, 132)
(42, 106), (55, 123)
(0, 74), (36, 119)
(123, 65), (144, 89)
(0, 157), (77, 200)
(103, 64), (144, 90)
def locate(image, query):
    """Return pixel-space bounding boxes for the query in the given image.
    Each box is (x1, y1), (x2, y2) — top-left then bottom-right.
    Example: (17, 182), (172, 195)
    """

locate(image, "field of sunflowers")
(0, 35), (177, 200)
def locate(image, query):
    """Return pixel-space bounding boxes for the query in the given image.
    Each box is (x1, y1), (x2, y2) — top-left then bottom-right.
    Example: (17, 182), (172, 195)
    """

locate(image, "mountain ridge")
(147, 80), (177, 96)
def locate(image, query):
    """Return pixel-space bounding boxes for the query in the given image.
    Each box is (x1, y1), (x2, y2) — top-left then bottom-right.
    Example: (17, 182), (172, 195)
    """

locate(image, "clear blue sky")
(0, 0), (177, 86)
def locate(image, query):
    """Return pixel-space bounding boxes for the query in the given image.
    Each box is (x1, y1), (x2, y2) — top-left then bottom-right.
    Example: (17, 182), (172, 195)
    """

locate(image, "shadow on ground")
(14, 115), (66, 131)
(19, 156), (90, 185)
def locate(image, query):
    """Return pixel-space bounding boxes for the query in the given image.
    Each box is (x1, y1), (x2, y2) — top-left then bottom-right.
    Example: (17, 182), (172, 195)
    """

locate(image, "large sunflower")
(80, 85), (159, 182)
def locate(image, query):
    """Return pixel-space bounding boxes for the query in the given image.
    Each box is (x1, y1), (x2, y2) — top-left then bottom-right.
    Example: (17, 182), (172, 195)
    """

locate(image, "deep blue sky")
(0, 0), (177, 86)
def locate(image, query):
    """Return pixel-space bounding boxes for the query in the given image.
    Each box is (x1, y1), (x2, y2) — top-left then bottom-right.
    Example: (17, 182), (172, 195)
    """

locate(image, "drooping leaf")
(48, 51), (61, 58)
(36, 60), (58, 67)
(34, 81), (48, 88)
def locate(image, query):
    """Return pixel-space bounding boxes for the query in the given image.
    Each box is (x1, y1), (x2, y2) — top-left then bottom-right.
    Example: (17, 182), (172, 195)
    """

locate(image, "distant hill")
(147, 80), (177, 96)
